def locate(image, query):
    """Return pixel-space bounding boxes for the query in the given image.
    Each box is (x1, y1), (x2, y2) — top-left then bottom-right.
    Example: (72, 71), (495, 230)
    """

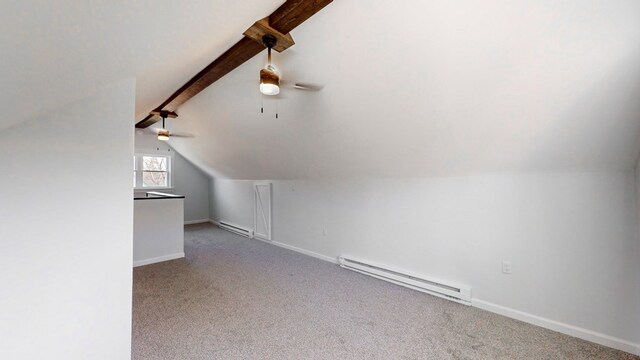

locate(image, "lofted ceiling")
(3, 1), (640, 179)
(164, 0), (640, 179)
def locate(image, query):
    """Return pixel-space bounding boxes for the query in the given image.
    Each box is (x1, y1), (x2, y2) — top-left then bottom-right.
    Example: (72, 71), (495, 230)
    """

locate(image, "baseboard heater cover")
(218, 221), (254, 238)
(338, 256), (471, 305)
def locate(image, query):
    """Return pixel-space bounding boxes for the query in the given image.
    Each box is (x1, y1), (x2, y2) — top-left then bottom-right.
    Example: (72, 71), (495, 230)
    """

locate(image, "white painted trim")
(272, 241), (337, 264)
(472, 299), (640, 356)
(253, 182), (272, 241)
(212, 218), (332, 263)
(252, 237), (338, 264)
(184, 219), (210, 225)
(134, 153), (174, 189)
(133, 252), (185, 267)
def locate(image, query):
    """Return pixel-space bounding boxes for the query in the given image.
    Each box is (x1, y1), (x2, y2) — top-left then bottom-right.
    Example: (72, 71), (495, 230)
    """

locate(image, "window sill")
(134, 187), (175, 192)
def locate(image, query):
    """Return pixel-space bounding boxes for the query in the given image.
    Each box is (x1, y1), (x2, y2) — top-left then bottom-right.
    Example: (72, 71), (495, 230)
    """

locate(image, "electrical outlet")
(322, 228), (328, 236)
(502, 261), (512, 274)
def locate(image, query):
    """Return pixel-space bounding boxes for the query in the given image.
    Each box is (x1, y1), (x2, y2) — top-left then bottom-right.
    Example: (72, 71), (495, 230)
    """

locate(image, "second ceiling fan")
(140, 112), (193, 141)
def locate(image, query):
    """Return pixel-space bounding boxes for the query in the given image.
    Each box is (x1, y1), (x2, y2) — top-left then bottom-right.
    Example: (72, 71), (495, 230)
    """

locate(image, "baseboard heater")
(217, 221), (254, 238)
(338, 256), (471, 305)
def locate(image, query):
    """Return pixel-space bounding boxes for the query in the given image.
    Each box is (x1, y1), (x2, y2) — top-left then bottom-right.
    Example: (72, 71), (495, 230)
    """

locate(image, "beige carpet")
(133, 223), (637, 359)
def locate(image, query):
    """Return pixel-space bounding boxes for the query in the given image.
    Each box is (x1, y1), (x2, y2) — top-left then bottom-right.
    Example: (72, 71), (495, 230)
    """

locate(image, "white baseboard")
(472, 299), (640, 356)
(254, 238), (337, 264)
(133, 252), (185, 267)
(214, 218), (336, 264)
(184, 219), (210, 225)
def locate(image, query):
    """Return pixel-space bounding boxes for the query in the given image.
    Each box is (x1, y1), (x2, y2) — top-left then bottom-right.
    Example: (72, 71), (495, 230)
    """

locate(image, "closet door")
(254, 182), (272, 241)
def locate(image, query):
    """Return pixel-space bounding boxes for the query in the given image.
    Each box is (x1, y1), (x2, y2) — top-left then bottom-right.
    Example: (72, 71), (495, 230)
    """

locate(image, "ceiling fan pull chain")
(261, 97), (264, 114)
(276, 102), (278, 119)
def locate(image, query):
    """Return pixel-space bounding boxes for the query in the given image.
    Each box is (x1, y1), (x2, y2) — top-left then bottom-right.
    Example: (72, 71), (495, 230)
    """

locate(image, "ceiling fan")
(140, 112), (194, 141)
(134, 0), (333, 129)
(259, 34), (323, 96)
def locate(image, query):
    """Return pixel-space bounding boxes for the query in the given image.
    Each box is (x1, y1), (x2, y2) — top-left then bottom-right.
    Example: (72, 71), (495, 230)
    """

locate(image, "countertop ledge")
(134, 191), (185, 200)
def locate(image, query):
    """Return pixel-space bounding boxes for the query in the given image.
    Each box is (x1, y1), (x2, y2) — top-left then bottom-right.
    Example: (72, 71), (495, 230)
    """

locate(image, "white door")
(254, 182), (272, 241)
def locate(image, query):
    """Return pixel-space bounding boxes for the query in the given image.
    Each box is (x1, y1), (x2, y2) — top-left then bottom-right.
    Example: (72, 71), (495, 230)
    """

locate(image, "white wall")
(210, 179), (254, 228)
(135, 132), (210, 222)
(635, 158), (640, 345)
(173, 151), (210, 222)
(0, 79), (135, 359)
(134, 198), (185, 266)
(210, 172), (640, 352)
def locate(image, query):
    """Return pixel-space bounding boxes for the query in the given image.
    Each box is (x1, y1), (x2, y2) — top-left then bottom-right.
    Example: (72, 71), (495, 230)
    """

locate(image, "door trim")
(253, 182), (272, 241)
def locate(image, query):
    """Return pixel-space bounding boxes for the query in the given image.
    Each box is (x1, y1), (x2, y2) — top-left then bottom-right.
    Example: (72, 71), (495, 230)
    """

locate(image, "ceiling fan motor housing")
(262, 34), (277, 48)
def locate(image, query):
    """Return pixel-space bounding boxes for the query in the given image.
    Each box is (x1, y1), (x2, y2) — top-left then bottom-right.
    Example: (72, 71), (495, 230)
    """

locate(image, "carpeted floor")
(133, 223), (637, 359)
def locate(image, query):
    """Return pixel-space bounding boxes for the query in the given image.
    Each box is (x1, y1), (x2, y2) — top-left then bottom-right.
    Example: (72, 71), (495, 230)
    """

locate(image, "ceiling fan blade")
(293, 82), (324, 91)
(169, 132), (194, 138)
(137, 128), (193, 138)
(136, 128), (161, 135)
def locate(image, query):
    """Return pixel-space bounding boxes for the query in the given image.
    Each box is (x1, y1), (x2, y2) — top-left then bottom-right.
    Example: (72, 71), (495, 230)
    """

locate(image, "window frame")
(133, 153), (173, 190)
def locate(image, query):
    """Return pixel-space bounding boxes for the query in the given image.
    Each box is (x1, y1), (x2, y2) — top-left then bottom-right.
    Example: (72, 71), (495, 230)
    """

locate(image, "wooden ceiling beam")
(150, 110), (178, 118)
(136, 0), (333, 128)
(155, 37), (264, 114)
(269, 0), (332, 34)
(243, 17), (295, 53)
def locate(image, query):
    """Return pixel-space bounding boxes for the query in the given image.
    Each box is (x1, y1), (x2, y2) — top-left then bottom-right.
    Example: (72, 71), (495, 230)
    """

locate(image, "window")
(133, 154), (171, 189)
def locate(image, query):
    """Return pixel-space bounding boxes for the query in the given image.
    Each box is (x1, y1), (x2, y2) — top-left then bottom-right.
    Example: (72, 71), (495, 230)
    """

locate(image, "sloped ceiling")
(159, 0), (640, 179)
(0, 0), (282, 131)
(4, 1), (640, 179)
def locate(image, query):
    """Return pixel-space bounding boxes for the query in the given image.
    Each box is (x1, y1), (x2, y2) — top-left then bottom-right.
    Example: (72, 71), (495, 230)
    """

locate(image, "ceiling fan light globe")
(157, 129), (170, 141)
(260, 83), (280, 95)
(260, 67), (280, 96)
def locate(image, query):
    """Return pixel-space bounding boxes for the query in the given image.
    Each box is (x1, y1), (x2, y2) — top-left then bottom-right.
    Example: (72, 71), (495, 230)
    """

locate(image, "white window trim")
(134, 153), (174, 190)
